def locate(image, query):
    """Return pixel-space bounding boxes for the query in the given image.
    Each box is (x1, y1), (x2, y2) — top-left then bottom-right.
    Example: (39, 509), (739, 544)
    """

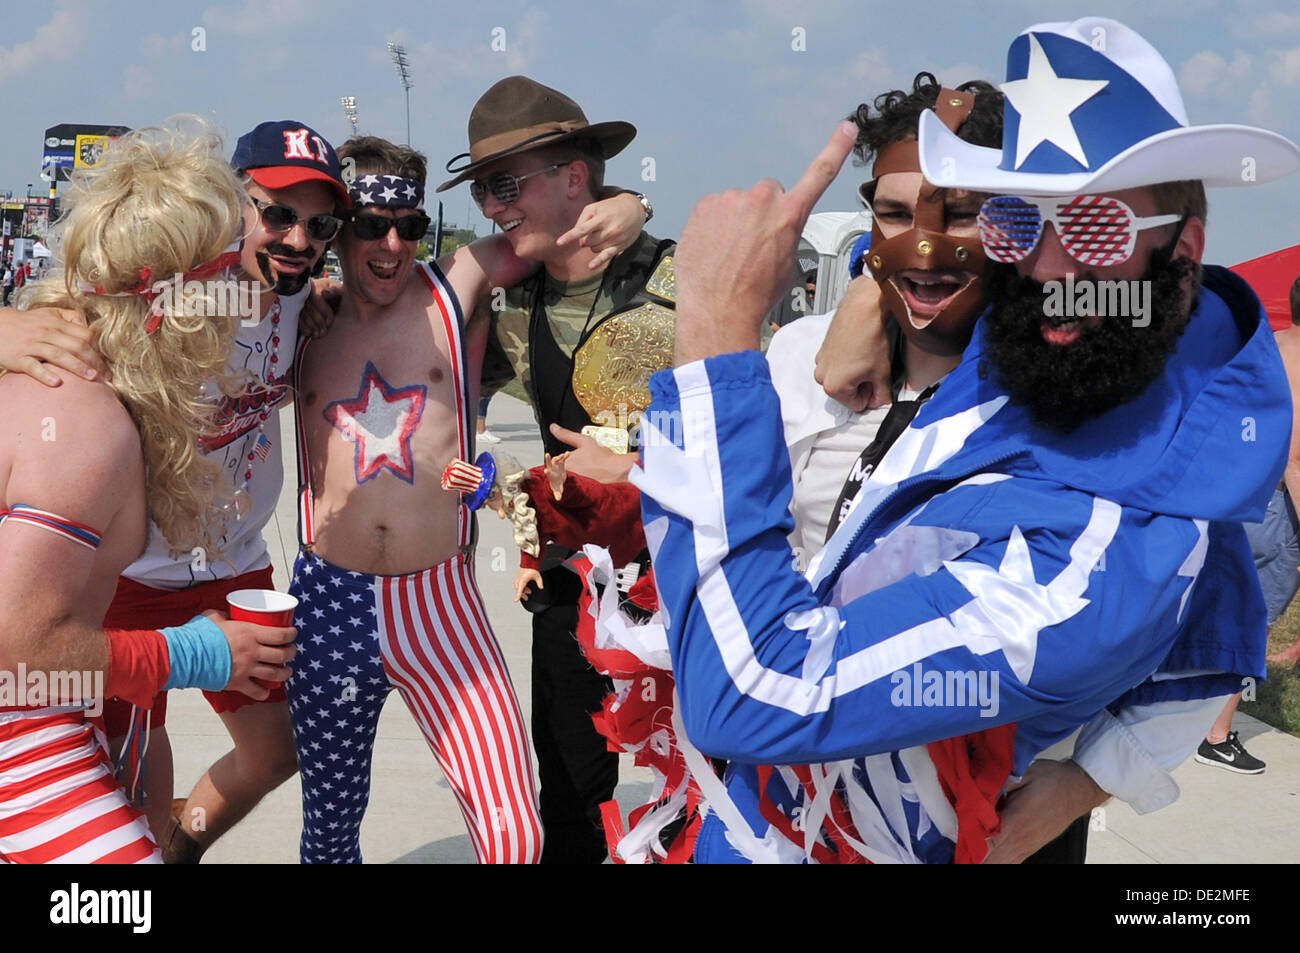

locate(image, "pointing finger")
(549, 422), (587, 449)
(786, 121), (857, 220)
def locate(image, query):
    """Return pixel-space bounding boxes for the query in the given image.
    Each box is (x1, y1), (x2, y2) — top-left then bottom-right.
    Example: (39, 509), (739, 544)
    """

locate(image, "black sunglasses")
(251, 197), (343, 243)
(350, 212), (432, 242)
(469, 163), (566, 208)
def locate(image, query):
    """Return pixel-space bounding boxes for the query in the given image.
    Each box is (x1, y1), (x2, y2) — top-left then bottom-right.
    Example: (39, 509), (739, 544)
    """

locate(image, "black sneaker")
(1195, 731), (1266, 774)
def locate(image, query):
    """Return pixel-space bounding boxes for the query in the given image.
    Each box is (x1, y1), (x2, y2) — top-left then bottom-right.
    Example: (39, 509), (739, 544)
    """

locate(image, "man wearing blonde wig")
(0, 119), (296, 863)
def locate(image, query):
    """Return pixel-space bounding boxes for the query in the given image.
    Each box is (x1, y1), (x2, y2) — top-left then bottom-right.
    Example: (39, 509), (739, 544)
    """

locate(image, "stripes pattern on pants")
(0, 708), (160, 864)
(287, 549), (542, 863)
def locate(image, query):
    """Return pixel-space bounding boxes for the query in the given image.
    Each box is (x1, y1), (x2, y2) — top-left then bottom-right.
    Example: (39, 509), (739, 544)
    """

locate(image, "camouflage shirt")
(482, 230), (676, 425)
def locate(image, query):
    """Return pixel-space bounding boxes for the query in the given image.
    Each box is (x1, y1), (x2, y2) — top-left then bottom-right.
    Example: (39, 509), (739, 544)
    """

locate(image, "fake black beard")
(255, 244), (317, 296)
(978, 251), (1198, 432)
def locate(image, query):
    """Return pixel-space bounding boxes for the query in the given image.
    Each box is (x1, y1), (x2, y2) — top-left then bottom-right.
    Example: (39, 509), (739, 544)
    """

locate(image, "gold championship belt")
(573, 256), (676, 454)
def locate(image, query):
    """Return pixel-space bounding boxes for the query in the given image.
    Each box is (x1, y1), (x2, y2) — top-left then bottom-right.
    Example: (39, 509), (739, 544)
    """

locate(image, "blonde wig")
(500, 469), (541, 557)
(18, 116), (247, 554)
(489, 451), (540, 557)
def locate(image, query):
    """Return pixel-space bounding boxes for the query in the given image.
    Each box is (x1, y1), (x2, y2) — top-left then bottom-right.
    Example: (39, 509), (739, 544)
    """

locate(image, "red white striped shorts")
(0, 707), (159, 864)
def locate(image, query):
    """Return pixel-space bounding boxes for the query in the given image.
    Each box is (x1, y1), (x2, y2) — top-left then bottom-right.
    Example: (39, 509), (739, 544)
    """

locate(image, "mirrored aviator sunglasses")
(350, 212), (432, 242)
(252, 198), (343, 243)
(469, 163), (566, 208)
(978, 194), (1181, 268)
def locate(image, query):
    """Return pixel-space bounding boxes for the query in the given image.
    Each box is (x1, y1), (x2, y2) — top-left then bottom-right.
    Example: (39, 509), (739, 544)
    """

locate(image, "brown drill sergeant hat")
(436, 75), (636, 193)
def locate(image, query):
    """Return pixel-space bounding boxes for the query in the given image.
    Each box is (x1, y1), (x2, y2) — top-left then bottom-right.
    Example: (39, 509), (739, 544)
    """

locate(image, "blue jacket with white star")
(633, 266), (1287, 860)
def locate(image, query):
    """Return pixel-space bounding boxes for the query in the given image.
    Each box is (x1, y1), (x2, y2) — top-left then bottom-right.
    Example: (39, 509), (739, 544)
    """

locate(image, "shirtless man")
(289, 135), (646, 863)
(0, 119), (348, 862)
(0, 119), (295, 864)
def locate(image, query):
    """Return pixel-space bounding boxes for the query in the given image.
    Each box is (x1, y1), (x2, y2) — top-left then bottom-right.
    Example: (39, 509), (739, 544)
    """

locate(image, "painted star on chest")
(324, 362), (427, 484)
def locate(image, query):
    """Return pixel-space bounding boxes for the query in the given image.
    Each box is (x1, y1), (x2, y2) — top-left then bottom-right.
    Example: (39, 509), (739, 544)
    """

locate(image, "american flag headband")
(348, 174), (425, 210)
(76, 242), (243, 333)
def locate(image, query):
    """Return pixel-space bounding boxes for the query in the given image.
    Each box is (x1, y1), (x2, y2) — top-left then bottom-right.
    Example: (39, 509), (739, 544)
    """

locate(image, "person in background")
(477, 394), (501, 444)
(1197, 279), (1300, 773)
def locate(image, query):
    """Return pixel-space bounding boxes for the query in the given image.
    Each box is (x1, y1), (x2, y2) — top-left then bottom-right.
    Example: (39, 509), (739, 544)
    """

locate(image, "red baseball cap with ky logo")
(231, 120), (350, 207)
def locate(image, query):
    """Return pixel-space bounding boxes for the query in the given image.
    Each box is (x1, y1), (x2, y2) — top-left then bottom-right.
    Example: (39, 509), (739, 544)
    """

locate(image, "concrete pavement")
(167, 395), (1300, 863)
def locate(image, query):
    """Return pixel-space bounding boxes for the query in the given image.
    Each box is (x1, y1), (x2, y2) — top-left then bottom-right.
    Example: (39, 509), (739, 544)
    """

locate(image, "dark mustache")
(263, 242), (313, 262)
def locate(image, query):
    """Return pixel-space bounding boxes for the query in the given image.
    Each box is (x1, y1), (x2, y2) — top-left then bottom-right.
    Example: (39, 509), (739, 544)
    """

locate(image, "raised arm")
(445, 187), (649, 308)
(812, 275), (893, 411)
(443, 233), (536, 312)
(558, 188), (649, 270)
(673, 125), (857, 363)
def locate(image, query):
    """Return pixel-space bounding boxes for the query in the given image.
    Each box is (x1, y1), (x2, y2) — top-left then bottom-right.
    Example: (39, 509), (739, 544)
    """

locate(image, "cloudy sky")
(2, 0), (1298, 263)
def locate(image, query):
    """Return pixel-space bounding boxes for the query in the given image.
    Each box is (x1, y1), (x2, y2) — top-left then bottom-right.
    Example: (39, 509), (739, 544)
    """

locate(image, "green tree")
(440, 227), (478, 257)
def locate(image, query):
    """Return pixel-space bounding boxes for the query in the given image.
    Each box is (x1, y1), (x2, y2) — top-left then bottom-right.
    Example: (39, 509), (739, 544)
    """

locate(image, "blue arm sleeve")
(161, 615), (232, 692)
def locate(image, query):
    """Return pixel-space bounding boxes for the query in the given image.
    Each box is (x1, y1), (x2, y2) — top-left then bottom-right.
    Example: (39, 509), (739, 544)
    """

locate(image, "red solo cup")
(226, 589), (298, 627)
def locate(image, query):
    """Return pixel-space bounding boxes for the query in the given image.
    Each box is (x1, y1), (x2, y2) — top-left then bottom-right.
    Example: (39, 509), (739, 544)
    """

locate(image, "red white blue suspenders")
(417, 261), (474, 550)
(293, 333), (316, 550)
(293, 260), (475, 551)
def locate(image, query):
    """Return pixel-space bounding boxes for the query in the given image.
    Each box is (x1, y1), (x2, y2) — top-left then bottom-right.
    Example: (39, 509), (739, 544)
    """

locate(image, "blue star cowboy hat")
(918, 16), (1300, 196)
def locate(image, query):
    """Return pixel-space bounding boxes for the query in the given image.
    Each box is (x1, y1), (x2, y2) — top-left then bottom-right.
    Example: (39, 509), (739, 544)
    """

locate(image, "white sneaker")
(478, 429), (501, 444)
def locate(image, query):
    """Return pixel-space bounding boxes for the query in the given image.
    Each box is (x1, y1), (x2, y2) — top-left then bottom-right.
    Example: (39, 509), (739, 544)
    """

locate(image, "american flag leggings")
(286, 549), (542, 863)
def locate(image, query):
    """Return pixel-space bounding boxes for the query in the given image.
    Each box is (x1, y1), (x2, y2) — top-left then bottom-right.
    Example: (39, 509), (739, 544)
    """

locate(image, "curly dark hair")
(848, 71), (1004, 167)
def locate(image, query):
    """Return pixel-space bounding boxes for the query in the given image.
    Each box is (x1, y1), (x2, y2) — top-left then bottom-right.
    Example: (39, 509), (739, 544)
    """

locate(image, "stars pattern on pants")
(287, 552), (390, 864)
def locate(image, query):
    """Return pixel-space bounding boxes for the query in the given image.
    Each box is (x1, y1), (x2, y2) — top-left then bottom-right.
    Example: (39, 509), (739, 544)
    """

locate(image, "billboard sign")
(75, 134), (110, 169)
(41, 154), (74, 181)
(41, 123), (130, 182)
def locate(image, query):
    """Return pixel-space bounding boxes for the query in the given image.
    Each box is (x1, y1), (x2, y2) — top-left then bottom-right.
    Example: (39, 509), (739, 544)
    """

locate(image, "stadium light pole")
(341, 96), (359, 133)
(387, 42), (413, 146)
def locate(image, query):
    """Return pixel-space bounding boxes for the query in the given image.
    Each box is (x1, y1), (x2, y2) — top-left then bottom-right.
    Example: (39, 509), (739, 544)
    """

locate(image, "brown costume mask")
(861, 88), (987, 357)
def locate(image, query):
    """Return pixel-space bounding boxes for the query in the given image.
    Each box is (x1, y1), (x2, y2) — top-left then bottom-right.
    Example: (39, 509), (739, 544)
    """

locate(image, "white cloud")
(934, 62), (995, 88)
(123, 64), (154, 101)
(140, 31), (191, 59)
(1270, 45), (1300, 85)
(845, 47), (892, 89)
(1247, 82), (1275, 125)
(743, 0), (855, 25)
(384, 10), (550, 86)
(0, 8), (90, 81)
(120, 31), (195, 102)
(1180, 49), (1253, 97)
(1181, 50), (1226, 95)
(1229, 7), (1300, 38)
(200, 0), (322, 35)
(648, 7), (854, 79)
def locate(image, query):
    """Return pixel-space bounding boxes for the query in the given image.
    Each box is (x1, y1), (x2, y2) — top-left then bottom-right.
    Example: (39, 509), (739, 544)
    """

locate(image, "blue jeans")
(1244, 489), (1300, 625)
